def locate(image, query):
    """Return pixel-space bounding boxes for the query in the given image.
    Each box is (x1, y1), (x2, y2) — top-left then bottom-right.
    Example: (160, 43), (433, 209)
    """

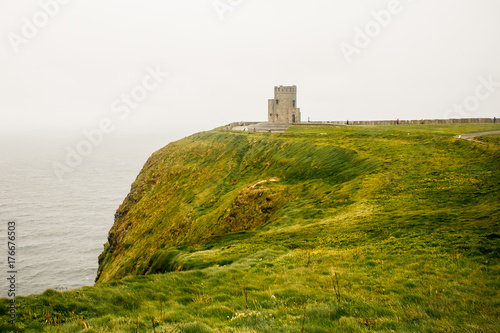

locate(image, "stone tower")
(268, 85), (301, 123)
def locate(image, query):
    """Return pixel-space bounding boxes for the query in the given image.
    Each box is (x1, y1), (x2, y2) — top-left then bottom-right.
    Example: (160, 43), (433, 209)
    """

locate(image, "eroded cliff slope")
(96, 129), (376, 283)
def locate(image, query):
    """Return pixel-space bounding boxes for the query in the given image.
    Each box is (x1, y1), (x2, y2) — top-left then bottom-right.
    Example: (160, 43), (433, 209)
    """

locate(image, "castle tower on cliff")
(268, 85), (301, 123)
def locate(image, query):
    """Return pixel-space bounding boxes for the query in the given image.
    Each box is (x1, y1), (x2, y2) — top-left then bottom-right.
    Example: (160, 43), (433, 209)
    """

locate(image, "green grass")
(1, 123), (499, 332)
(477, 134), (500, 145)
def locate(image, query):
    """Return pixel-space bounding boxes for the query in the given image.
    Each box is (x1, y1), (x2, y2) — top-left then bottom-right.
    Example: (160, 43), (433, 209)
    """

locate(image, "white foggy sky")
(1, 0), (499, 138)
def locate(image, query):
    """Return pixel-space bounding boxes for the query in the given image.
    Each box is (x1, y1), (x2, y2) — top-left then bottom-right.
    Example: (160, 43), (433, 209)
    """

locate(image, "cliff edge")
(96, 129), (375, 283)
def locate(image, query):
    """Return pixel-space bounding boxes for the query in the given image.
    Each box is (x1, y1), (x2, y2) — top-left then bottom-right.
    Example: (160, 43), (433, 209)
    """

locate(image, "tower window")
(293, 100), (296, 107)
(276, 100), (279, 104)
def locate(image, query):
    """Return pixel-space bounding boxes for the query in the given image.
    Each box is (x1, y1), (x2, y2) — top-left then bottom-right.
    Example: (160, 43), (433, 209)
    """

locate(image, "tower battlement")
(274, 85), (297, 93)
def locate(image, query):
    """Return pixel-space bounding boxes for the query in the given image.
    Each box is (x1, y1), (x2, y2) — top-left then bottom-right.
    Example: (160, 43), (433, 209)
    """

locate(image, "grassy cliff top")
(2, 123), (499, 332)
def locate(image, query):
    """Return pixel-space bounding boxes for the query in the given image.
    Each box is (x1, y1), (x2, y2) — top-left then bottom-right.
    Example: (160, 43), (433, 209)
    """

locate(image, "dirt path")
(454, 130), (500, 143)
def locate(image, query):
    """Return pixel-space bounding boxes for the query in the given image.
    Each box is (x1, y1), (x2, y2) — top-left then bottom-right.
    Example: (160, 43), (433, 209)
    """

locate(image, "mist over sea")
(0, 131), (175, 296)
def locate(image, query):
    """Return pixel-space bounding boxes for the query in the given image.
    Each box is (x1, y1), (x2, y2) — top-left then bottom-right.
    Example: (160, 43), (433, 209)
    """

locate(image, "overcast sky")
(1, 0), (499, 139)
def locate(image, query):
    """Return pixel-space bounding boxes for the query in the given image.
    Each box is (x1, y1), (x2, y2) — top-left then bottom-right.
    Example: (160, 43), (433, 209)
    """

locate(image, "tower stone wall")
(268, 85), (301, 123)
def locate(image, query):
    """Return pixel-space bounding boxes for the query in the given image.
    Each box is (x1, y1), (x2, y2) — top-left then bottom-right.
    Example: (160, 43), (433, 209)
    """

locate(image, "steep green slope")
(2, 123), (499, 332)
(96, 131), (377, 283)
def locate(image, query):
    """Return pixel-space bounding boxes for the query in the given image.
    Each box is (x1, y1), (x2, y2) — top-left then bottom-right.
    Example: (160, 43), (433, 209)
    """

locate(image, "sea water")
(0, 131), (174, 296)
